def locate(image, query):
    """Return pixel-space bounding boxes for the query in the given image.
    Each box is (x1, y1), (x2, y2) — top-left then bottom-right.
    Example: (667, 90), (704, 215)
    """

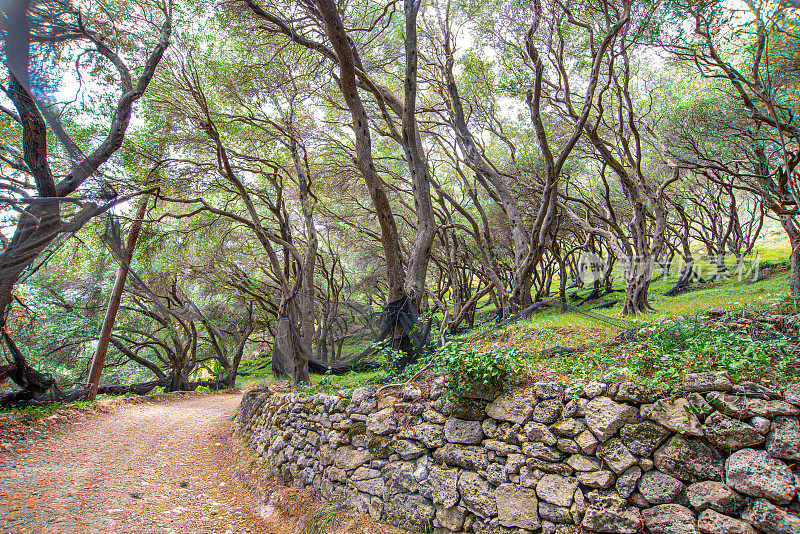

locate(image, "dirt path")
(0, 394), (273, 534)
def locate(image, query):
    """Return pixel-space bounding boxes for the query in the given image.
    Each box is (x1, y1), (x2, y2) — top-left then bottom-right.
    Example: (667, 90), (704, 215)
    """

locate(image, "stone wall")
(236, 373), (800, 534)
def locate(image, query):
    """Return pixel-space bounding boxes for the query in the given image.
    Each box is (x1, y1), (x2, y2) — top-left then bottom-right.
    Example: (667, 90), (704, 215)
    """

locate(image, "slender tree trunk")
(86, 196), (149, 400)
(780, 215), (800, 298)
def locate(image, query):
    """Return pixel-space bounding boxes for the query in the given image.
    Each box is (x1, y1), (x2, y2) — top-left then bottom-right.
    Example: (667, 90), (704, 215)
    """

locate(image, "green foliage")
(435, 341), (523, 400)
(640, 315), (797, 384)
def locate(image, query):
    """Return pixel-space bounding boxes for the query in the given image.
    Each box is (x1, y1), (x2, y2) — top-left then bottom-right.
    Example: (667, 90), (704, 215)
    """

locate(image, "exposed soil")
(0, 393), (274, 534)
(0, 392), (407, 534)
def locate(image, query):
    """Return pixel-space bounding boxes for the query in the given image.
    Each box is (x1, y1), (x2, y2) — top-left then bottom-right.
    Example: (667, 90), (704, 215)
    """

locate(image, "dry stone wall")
(236, 373), (800, 534)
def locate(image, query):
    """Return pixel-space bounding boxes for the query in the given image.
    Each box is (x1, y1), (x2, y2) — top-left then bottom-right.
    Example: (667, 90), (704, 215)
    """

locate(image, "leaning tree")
(0, 0), (172, 402)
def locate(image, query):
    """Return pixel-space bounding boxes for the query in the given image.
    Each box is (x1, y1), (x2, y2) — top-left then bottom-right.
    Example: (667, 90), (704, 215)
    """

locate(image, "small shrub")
(435, 341), (523, 400)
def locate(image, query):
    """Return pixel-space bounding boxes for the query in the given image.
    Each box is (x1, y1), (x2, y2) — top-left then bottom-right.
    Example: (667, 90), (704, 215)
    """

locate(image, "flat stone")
(742, 498), (800, 534)
(428, 465), (459, 507)
(458, 471), (496, 518)
(486, 390), (534, 424)
(638, 469), (686, 505)
(556, 438), (581, 454)
(707, 392), (800, 419)
(444, 418), (484, 445)
(642, 504), (698, 534)
(578, 470), (616, 489)
(585, 397), (637, 442)
(616, 466), (642, 499)
(697, 509), (757, 534)
(653, 435), (724, 482)
(620, 420), (670, 456)
(496, 483), (541, 530)
(596, 438), (637, 474)
(767, 416), (800, 461)
(581, 493), (642, 533)
(641, 398), (704, 437)
(536, 474), (577, 507)
(702, 411), (765, 451)
(433, 443), (488, 471)
(615, 382), (656, 403)
(566, 454), (601, 472)
(397, 422), (445, 448)
(388, 439), (426, 460)
(725, 448), (796, 505)
(523, 442), (563, 462)
(683, 371), (733, 393)
(687, 481), (747, 515)
(484, 439), (521, 456)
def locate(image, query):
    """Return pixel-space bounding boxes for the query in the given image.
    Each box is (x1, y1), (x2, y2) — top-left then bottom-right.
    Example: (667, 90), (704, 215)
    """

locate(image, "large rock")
(427, 465), (459, 507)
(784, 384), (800, 406)
(687, 481), (747, 515)
(638, 469), (686, 505)
(486, 390), (534, 424)
(725, 449), (796, 505)
(616, 466), (642, 499)
(641, 398), (704, 437)
(523, 442), (564, 462)
(742, 498), (800, 534)
(576, 430), (599, 455)
(702, 411), (765, 451)
(707, 392), (800, 419)
(524, 422), (559, 445)
(551, 418), (586, 438)
(388, 438), (426, 460)
(538, 501), (571, 524)
(535, 474), (578, 507)
(767, 417), (800, 461)
(578, 470), (616, 489)
(458, 471), (496, 518)
(654, 435), (724, 482)
(615, 382), (656, 403)
(585, 397), (638, 442)
(383, 493), (436, 531)
(683, 371), (733, 393)
(365, 406), (396, 435)
(620, 420), (670, 456)
(444, 418), (484, 445)
(581, 493), (642, 533)
(698, 509), (756, 534)
(334, 447), (372, 470)
(434, 504), (465, 531)
(496, 483), (541, 530)
(596, 438), (637, 474)
(531, 398), (563, 425)
(642, 504), (698, 534)
(433, 443), (488, 471)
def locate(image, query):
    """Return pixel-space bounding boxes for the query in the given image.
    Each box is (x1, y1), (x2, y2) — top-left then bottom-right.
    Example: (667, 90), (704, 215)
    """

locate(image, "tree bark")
(86, 196), (149, 400)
